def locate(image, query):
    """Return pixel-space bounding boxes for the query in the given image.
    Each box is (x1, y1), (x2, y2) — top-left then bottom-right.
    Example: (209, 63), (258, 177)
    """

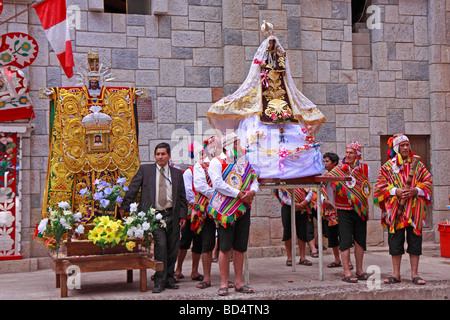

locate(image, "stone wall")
(2, 0), (449, 260)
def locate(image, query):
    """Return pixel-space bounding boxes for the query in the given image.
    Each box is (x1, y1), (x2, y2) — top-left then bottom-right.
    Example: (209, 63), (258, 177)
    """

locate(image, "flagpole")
(0, 0), (49, 26)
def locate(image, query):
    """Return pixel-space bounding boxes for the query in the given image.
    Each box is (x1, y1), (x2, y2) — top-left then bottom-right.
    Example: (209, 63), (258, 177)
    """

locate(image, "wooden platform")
(50, 252), (163, 298)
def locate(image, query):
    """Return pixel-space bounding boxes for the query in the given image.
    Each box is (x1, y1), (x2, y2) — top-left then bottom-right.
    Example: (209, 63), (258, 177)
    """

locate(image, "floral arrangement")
(123, 202), (167, 251)
(302, 124), (317, 144)
(34, 201), (84, 257)
(87, 215), (127, 253)
(79, 176), (128, 216)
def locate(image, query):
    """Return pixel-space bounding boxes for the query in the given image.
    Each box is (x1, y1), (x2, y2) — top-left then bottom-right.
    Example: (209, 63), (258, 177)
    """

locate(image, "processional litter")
(207, 22), (349, 280)
(40, 52), (146, 223)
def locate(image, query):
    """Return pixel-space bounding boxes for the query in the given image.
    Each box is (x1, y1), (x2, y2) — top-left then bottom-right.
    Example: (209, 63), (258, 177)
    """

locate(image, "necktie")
(158, 167), (167, 209)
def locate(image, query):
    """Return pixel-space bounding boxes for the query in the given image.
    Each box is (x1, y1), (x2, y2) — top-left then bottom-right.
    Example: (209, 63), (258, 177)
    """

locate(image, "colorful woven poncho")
(325, 163), (370, 221)
(207, 159), (258, 227)
(373, 153), (432, 235)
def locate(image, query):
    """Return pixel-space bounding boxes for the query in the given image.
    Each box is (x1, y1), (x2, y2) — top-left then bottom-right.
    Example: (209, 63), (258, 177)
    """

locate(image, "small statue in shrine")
(88, 76), (101, 97)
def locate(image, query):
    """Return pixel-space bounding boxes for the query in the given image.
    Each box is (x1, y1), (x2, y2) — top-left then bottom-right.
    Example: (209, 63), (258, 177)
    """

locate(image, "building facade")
(1, 0), (449, 266)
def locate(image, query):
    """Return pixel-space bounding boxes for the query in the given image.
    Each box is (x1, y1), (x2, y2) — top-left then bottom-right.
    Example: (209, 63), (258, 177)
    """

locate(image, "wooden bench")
(50, 252), (163, 298)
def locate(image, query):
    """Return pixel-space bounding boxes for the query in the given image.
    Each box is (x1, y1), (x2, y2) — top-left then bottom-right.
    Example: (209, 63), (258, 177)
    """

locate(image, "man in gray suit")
(119, 142), (187, 293)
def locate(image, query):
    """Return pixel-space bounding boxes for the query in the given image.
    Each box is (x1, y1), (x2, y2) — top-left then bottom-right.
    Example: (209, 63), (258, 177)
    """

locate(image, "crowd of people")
(119, 132), (433, 295)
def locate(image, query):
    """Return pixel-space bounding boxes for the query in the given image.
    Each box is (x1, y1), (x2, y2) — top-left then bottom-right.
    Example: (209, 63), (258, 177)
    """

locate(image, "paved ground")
(0, 244), (449, 302)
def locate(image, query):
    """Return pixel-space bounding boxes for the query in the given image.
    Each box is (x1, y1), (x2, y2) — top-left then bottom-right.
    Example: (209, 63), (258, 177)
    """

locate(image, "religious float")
(207, 22), (351, 281)
(35, 52), (163, 297)
(207, 21), (326, 180)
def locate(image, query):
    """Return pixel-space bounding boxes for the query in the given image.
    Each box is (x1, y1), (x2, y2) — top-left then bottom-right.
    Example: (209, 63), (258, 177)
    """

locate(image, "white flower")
(59, 218), (71, 229)
(161, 219), (167, 229)
(155, 213), (163, 221)
(38, 218), (49, 234)
(127, 226), (136, 237)
(58, 201), (70, 210)
(125, 216), (135, 225)
(94, 179), (100, 185)
(134, 229), (144, 238)
(138, 211), (146, 218)
(74, 225), (85, 234)
(73, 212), (82, 221)
(130, 202), (138, 213)
(142, 222), (150, 231)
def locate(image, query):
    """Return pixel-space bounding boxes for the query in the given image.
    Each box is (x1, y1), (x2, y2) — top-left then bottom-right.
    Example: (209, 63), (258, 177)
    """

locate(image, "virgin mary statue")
(207, 22), (326, 179)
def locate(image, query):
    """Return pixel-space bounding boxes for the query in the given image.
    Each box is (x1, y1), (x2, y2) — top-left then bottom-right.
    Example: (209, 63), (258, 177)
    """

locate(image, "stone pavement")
(0, 243), (449, 301)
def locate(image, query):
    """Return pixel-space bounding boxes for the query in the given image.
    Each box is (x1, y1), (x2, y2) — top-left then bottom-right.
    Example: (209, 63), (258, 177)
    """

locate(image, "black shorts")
(337, 209), (367, 252)
(179, 218), (202, 254)
(218, 210), (251, 253)
(199, 217), (216, 253)
(388, 226), (422, 256)
(327, 224), (340, 248)
(281, 204), (313, 243)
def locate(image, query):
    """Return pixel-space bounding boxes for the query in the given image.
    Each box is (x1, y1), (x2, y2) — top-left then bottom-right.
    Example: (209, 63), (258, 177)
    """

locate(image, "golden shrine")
(39, 51), (146, 223)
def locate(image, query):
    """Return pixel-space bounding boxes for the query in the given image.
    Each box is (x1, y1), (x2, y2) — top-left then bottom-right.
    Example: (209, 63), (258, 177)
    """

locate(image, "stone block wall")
(2, 0), (449, 259)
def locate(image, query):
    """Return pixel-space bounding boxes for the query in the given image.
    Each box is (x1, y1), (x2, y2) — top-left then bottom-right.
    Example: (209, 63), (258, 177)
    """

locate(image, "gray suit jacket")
(120, 163), (187, 235)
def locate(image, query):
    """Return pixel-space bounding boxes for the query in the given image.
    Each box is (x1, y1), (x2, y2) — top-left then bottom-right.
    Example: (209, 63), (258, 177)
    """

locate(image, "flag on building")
(34, 0), (74, 78)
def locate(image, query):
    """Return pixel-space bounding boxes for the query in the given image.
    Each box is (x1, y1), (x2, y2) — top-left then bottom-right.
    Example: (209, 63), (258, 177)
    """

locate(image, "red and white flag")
(34, 0), (74, 78)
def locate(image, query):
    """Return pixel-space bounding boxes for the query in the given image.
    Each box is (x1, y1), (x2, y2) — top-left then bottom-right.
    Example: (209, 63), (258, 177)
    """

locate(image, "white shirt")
(155, 163), (172, 210)
(208, 155), (259, 198)
(183, 168), (196, 205)
(193, 162), (214, 199)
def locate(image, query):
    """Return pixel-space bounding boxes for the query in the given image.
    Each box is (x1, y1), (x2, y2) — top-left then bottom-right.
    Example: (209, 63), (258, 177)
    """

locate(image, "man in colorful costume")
(191, 136), (221, 290)
(207, 132), (259, 295)
(373, 134), (432, 285)
(274, 188), (316, 266)
(324, 141), (371, 283)
(322, 152), (353, 270)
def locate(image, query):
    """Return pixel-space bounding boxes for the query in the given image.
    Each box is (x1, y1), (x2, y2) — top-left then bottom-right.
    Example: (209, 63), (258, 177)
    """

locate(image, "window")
(351, 0), (371, 32)
(104, 0), (151, 15)
(351, 0), (372, 69)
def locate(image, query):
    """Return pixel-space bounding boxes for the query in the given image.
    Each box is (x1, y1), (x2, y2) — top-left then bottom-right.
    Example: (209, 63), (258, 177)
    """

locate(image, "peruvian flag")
(34, 0), (74, 78)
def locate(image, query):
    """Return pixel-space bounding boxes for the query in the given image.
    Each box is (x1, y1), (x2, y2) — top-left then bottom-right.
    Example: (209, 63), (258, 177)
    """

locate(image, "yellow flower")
(102, 231), (115, 243)
(126, 241), (136, 251)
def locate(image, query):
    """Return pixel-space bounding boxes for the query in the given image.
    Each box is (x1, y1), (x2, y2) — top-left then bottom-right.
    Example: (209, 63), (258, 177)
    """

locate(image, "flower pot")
(64, 239), (139, 256)
(438, 223), (450, 258)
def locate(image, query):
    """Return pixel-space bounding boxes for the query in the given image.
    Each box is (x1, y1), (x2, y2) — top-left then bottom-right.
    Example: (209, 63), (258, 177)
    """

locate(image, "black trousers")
(152, 210), (179, 287)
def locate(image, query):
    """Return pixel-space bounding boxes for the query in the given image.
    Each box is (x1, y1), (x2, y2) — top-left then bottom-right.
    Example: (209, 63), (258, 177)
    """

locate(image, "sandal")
(228, 281), (235, 288)
(196, 281), (211, 289)
(191, 274), (204, 281)
(234, 285), (254, 294)
(173, 273), (183, 283)
(356, 272), (369, 281)
(384, 276), (401, 284)
(412, 276), (425, 285)
(286, 259), (292, 266)
(327, 261), (342, 268)
(299, 259), (312, 266)
(342, 275), (358, 283)
(311, 252), (319, 258)
(218, 287), (228, 296)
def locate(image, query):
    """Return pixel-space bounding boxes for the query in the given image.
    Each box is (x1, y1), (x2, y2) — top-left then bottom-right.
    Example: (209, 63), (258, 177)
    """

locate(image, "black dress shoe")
(165, 283), (179, 289)
(152, 286), (165, 293)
